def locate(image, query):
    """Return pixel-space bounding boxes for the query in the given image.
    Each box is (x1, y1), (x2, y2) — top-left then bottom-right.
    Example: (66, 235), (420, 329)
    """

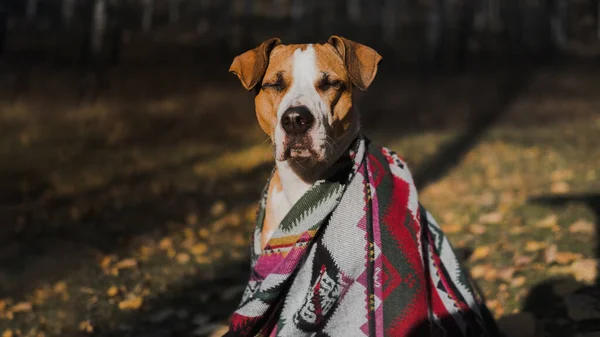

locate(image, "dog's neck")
(275, 115), (360, 206)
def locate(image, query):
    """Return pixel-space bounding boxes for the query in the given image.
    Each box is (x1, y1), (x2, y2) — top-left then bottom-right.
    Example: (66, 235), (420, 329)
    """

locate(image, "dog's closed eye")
(318, 74), (344, 92)
(262, 72), (286, 91)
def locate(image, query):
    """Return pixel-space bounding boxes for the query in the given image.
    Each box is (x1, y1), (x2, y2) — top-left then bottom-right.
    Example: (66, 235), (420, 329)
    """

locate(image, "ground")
(0, 45), (599, 336)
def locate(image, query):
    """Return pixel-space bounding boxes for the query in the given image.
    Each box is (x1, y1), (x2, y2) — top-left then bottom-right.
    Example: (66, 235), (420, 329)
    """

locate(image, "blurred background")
(0, 0), (599, 336)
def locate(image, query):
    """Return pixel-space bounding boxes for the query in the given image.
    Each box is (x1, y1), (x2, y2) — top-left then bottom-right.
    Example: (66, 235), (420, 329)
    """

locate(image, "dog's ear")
(327, 36), (382, 91)
(229, 38), (282, 91)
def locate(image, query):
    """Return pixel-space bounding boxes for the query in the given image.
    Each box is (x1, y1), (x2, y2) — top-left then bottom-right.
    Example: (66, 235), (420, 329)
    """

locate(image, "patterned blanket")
(224, 135), (501, 337)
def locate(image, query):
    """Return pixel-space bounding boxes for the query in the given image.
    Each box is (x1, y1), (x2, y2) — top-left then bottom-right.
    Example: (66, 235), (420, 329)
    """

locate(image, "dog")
(224, 36), (501, 337)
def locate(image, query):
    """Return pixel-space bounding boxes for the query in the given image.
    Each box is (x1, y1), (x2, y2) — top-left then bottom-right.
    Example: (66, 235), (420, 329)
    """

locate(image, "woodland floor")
(0, 43), (599, 337)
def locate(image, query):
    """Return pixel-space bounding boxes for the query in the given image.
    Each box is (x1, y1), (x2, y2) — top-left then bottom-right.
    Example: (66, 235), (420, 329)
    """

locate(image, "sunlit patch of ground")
(0, 62), (598, 337)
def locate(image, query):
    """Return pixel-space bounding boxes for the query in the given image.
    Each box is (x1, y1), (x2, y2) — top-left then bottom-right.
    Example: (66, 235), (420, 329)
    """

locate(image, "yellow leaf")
(190, 243), (208, 256)
(186, 213), (198, 225)
(11, 302), (32, 313)
(571, 259), (597, 283)
(511, 276), (526, 287)
(479, 212), (503, 224)
(210, 201), (226, 217)
(176, 253), (190, 264)
(2, 330), (13, 337)
(107, 286), (119, 297)
(535, 214), (558, 230)
(79, 320), (94, 333)
(442, 224), (462, 234)
(470, 246), (491, 262)
(159, 238), (173, 250)
(524, 241), (546, 252)
(118, 296), (143, 311)
(555, 252), (583, 265)
(198, 228), (210, 239)
(469, 224), (486, 235)
(53, 282), (67, 294)
(551, 181), (569, 193)
(114, 258), (138, 270)
(470, 264), (490, 278)
(569, 220), (594, 234)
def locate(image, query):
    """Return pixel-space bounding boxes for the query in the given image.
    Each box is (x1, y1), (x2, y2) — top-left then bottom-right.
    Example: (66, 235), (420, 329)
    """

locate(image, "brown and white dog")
(229, 36), (381, 250)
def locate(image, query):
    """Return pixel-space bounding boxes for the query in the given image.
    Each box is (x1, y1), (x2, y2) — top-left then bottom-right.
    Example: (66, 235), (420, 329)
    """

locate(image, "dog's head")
(230, 36), (382, 168)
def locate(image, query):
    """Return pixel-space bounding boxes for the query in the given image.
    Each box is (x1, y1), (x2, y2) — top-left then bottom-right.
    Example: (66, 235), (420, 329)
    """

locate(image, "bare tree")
(597, 0), (600, 40)
(91, 0), (107, 56)
(26, 0), (38, 21)
(169, 0), (180, 24)
(62, 0), (77, 28)
(347, 0), (361, 23)
(142, 0), (154, 32)
(425, 0), (448, 70)
(0, 0), (6, 54)
(549, 0), (567, 50)
(382, 0), (398, 45)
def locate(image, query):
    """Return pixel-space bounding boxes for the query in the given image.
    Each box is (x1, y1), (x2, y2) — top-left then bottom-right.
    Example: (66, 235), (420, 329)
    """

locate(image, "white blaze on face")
(274, 45), (330, 162)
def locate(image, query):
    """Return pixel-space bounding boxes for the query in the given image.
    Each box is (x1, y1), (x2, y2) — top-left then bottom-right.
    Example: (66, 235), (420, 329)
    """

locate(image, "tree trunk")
(457, 0), (476, 70)
(425, 0), (447, 71)
(26, 0), (38, 21)
(382, 0), (397, 45)
(141, 0), (154, 32)
(347, 0), (361, 23)
(169, 0), (180, 24)
(0, 0), (6, 55)
(597, 0), (600, 40)
(91, 0), (107, 57)
(62, 0), (76, 28)
(291, 0), (304, 21)
(549, 0), (567, 50)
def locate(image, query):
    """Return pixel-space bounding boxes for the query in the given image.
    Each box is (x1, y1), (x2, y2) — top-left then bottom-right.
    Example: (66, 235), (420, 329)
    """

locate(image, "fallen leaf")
(479, 212), (503, 224)
(571, 259), (597, 283)
(535, 214), (558, 230)
(470, 246), (491, 262)
(569, 219), (595, 234)
(53, 282), (67, 294)
(511, 276), (526, 287)
(11, 302), (32, 313)
(107, 286), (119, 297)
(210, 201), (226, 217)
(118, 296), (143, 311)
(544, 244), (558, 264)
(513, 254), (533, 267)
(497, 267), (515, 282)
(79, 320), (94, 334)
(555, 252), (583, 265)
(551, 181), (569, 193)
(176, 253), (190, 264)
(190, 243), (208, 256)
(114, 258), (138, 270)
(442, 224), (462, 234)
(469, 224), (486, 235)
(524, 241), (546, 252)
(159, 238), (173, 250)
(208, 325), (230, 337)
(2, 330), (13, 337)
(471, 264), (490, 278)
(186, 213), (198, 225)
(198, 228), (210, 239)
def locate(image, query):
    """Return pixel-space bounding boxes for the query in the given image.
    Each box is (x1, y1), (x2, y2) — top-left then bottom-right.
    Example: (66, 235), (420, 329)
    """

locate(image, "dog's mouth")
(279, 137), (321, 162)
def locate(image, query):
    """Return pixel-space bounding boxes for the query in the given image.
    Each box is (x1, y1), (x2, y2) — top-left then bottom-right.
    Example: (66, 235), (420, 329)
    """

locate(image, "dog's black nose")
(281, 106), (314, 136)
